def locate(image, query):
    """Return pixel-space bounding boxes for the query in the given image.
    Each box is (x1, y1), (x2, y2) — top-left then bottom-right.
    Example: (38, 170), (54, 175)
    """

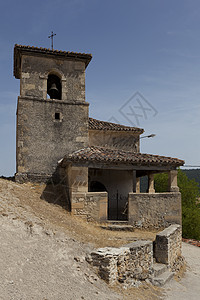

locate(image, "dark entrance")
(89, 181), (107, 192)
(108, 191), (128, 221)
(88, 168), (131, 222)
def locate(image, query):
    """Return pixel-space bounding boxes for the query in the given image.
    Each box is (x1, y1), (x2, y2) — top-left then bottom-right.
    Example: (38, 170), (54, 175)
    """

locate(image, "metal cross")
(48, 31), (56, 50)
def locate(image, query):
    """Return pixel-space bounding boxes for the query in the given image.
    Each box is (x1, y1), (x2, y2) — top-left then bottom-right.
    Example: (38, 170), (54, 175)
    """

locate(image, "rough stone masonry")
(86, 224), (182, 286)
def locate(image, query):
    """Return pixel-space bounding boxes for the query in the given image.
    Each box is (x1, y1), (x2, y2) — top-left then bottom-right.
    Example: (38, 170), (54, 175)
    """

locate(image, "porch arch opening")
(89, 181), (107, 192)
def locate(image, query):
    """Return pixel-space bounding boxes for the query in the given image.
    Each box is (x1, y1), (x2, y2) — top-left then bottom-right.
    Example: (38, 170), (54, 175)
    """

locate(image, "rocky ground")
(1, 177), (195, 300)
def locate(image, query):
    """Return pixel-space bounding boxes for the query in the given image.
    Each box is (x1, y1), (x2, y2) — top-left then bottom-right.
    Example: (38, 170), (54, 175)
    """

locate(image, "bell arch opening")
(47, 74), (62, 100)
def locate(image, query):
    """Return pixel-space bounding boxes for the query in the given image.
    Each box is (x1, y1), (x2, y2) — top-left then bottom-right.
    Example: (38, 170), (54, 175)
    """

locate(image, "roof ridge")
(88, 117), (144, 133)
(14, 44), (92, 57)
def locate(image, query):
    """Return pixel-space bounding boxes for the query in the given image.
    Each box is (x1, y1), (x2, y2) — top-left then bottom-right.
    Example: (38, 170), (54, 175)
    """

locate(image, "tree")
(154, 169), (200, 240)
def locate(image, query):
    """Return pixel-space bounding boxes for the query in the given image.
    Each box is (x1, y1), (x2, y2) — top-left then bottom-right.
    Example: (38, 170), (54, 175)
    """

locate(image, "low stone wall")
(154, 224), (182, 269)
(86, 224), (182, 286)
(87, 241), (153, 285)
(71, 191), (107, 222)
(128, 192), (182, 229)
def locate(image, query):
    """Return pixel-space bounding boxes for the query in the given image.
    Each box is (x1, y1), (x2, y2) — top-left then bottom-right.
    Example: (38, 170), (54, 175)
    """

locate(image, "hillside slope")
(0, 179), (163, 300)
(0, 179), (122, 300)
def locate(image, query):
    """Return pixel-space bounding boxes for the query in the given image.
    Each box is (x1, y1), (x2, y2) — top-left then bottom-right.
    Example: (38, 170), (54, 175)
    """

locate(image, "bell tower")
(14, 44), (92, 182)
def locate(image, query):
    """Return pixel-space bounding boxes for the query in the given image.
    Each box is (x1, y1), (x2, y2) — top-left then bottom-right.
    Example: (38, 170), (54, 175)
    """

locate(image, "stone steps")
(106, 220), (129, 225)
(101, 221), (134, 231)
(150, 263), (174, 287)
(152, 263), (168, 277)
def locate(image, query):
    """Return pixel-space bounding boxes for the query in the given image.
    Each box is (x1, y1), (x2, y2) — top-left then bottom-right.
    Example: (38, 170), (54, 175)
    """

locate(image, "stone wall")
(87, 240), (153, 285)
(20, 55), (86, 101)
(16, 97), (89, 182)
(15, 49), (89, 182)
(71, 191), (108, 222)
(128, 192), (182, 229)
(89, 130), (140, 152)
(87, 224), (182, 286)
(154, 224), (182, 269)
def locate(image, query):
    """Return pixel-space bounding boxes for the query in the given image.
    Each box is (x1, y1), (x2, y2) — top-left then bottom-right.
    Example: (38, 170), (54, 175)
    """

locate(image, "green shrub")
(154, 172), (168, 192)
(154, 169), (200, 240)
(182, 206), (200, 240)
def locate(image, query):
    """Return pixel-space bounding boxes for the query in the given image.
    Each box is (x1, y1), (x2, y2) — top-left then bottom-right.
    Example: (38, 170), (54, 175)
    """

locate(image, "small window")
(55, 113), (60, 120)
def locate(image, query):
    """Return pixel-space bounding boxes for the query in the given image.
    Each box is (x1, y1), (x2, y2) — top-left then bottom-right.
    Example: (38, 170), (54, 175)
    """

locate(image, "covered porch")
(61, 146), (184, 229)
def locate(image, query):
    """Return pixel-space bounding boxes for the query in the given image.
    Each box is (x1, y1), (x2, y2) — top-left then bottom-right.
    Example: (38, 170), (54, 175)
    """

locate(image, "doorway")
(88, 168), (132, 221)
(108, 190), (128, 221)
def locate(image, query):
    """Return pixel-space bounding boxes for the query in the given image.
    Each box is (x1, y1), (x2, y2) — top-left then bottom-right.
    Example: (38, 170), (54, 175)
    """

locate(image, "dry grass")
(112, 282), (164, 300)
(8, 181), (159, 248)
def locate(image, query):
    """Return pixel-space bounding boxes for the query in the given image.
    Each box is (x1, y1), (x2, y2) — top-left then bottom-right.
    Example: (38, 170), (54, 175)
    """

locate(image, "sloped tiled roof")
(89, 118), (144, 134)
(14, 44), (92, 78)
(66, 146), (184, 167)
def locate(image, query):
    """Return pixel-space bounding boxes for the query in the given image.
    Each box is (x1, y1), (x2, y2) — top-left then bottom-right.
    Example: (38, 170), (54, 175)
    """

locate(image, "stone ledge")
(18, 96), (89, 106)
(156, 224), (181, 237)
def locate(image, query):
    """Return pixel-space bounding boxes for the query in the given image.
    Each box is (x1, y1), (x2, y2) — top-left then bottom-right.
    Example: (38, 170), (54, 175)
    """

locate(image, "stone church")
(14, 44), (184, 227)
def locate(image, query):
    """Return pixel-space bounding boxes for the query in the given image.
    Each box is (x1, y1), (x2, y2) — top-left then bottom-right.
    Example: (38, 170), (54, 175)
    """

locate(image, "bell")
(49, 82), (59, 99)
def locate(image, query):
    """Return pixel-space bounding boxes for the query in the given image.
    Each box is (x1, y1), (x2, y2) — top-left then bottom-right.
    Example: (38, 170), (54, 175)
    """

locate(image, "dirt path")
(165, 242), (200, 300)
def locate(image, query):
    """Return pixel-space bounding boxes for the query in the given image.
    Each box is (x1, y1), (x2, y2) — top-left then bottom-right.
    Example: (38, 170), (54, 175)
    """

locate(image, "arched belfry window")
(47, 74), (62, 100)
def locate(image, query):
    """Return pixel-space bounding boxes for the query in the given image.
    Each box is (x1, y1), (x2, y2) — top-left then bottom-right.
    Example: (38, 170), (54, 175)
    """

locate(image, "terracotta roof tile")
(89, 117), (144, 133)
(66, 146), (184, 167)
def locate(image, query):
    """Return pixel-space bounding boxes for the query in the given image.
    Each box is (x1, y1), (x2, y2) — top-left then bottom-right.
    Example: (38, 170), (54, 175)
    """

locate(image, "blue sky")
(1, 0), (200, 176)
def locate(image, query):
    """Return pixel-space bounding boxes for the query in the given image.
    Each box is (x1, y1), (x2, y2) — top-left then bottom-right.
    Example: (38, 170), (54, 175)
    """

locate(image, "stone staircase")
(101, 220), (134, 231)
(150, 263), (174, 286)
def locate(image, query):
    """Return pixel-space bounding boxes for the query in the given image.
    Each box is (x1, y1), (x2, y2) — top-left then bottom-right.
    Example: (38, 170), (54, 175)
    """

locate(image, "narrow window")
(55, 112), (60, 120)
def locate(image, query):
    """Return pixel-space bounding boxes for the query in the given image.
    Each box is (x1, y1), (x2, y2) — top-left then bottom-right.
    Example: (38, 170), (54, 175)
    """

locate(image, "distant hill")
(182, 169), (200, 190)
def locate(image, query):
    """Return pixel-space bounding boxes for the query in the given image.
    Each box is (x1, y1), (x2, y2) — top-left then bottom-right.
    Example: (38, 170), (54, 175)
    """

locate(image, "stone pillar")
(136, 177), (140, 193)
(98, 193), (108, 222)
(168, 170), (179, 192)
(148, 173), (155, 193)
(61, 78), (67, 100)
(39, 74), (48, 99)
(67, 165), (88, 194)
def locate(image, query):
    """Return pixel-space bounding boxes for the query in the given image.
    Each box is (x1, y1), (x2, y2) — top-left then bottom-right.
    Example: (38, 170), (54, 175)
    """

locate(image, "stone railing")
(128, 192), (182, 229)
